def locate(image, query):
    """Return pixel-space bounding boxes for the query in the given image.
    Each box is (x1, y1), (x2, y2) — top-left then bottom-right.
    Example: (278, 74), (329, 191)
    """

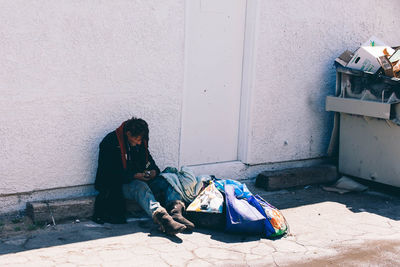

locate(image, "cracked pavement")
(0, 184), (399, 266)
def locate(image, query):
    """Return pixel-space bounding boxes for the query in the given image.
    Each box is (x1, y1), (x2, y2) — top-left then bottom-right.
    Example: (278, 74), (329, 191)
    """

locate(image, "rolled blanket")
(160, 166), (208, 203)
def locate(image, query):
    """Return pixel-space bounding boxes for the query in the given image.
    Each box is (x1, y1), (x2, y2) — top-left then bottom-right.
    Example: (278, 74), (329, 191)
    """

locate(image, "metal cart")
(326, 66), (400, 187)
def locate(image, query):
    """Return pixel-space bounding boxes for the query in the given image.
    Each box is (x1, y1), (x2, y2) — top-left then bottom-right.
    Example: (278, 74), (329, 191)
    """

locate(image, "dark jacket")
(93, 123), (160, 224)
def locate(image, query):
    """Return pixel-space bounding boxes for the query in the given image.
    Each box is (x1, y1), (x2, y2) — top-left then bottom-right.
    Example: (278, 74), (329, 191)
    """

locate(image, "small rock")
(4, 238), (26, 246)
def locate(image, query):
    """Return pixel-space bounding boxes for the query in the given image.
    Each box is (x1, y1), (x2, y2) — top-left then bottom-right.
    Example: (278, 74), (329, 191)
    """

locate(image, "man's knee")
(131, 179), (149, 190)
(149, 176), (170, 190)
(123, 179), (150, 199)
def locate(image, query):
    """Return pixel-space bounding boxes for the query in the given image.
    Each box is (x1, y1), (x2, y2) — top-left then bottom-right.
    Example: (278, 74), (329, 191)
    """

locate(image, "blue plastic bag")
(224, 184), (265, 234)
(214, 179), (252, 199)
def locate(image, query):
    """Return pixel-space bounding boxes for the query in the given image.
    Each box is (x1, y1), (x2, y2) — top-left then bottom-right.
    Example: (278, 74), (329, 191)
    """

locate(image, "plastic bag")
(225, 184), (265, 234)
(214, 179), (252, 199)
(253, 195), (289, 237)
(187, 182), (223, 213)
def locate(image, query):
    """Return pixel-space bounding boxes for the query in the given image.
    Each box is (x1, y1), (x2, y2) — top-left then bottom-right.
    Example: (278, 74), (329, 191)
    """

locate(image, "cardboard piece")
(393, 61), (400, 74)
(335, 50), (354, 67)
(390, 49), (400, 77)
(322, 176), (368, 194)
(389, 48), (400, 63)
(377, 48), (400, 78)
(378, 56), (395, 77)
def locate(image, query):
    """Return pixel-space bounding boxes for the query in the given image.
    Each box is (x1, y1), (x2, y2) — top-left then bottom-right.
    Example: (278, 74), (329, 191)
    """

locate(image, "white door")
(180, 0), (247, 166)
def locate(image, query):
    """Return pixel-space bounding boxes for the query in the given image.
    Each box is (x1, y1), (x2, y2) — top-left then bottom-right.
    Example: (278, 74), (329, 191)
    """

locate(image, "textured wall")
(1, 0), (399, 213)
(0, 1), (184, 196)
(246, 0), (400, 164)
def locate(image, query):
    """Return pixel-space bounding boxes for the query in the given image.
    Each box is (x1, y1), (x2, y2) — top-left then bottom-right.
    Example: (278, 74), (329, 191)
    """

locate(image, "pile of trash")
(326, 36), (400, 189)
(329, 36), (400, 111)
(335, 36), (400, 78)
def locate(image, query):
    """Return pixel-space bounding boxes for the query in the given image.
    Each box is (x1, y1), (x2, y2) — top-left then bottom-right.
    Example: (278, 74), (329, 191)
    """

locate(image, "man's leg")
(147, 176), (182, 205)
(122, 179), (186, 235)
(122, 179), (161, 217)
(148, 176), (195, 230)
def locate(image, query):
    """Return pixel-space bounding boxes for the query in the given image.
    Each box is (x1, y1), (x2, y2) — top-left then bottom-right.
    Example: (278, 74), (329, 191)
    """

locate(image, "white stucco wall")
(245, 0), (400, 164)
(0, 1), (184, 212)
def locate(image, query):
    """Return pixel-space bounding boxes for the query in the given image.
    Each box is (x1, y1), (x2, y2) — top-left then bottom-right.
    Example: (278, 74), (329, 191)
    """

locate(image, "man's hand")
(134, 172), (151, 181)
(134, 170), (157, 182)
(149, 170), (157, 179)
(143, 170), (157, 180)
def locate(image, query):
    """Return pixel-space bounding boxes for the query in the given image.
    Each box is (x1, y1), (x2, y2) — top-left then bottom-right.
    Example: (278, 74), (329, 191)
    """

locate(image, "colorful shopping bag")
(224, 184), (266, 234)
(186, 181), (225, 229)
(187, 181), (224, 213)
(253, 195), (289, 237)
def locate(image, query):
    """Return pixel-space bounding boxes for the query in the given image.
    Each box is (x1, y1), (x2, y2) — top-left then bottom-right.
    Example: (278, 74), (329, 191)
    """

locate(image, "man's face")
(126, 132), (142, 146)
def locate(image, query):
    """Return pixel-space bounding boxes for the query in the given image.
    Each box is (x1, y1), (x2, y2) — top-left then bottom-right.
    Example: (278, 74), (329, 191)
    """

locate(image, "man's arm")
(133, 172), (152, 181)
(124, 145), (160, 182)
(95, 137), (125, 191)
(147, 150), (160, 175)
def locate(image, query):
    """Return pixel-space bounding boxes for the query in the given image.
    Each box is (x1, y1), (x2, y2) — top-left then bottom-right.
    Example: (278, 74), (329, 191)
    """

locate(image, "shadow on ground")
(0, 218), (181, 255)
(0, 215), (271, 256)
(0, 180), (398, 256)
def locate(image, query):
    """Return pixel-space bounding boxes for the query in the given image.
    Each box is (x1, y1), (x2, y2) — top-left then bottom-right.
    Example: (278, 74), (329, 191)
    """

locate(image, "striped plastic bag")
(253, 195), (289, 237)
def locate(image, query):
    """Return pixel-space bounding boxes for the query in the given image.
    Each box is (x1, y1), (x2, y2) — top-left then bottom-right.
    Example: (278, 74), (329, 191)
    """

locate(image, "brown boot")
(152, 207), (186, 235)
(167, 200), (195, 230)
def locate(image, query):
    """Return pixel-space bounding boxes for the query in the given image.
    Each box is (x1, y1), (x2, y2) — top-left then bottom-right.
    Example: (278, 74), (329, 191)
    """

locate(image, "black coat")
(93, 130), (159, 224)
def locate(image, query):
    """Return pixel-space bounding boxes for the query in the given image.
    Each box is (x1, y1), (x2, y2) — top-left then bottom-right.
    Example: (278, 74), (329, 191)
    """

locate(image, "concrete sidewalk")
(0, 182), (399, 266)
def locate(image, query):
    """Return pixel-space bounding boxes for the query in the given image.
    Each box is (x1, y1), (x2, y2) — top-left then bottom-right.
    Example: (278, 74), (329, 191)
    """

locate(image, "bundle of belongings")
(335, 36), (400, 78)
(162, 167), (289, 238)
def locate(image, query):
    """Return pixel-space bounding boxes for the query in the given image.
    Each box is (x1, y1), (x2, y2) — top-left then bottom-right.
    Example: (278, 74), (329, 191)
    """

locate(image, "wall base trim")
(186, 157), (333, 180)
(0, 184), (96, 215)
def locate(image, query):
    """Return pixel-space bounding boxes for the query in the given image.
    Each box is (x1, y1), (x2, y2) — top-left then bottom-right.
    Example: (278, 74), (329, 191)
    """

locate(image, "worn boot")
(167, 200), (195, 230)
(152, 207), (186, 235)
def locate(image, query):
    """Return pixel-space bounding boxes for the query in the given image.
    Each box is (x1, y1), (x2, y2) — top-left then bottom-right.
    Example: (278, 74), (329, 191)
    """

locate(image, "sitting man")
(93, 117), (194, 235)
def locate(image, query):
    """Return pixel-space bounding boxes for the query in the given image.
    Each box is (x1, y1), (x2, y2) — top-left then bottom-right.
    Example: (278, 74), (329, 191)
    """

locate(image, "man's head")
(124, 117), (149, 146)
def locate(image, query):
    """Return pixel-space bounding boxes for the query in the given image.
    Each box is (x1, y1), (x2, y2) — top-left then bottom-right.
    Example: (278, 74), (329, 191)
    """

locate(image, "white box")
(346, 36), (395, 74)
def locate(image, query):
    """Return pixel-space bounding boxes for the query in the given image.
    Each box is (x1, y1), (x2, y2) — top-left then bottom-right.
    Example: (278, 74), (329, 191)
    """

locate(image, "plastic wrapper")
(254, 195), (289, 237)
(187, 182), (223, 213)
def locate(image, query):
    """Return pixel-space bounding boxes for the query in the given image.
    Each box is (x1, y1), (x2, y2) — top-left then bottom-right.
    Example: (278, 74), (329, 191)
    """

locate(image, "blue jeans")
(122, 176), (182, 217)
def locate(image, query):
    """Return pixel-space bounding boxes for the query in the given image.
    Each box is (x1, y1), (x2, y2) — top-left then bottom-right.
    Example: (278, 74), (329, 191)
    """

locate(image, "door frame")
(237, 0), (258, 165)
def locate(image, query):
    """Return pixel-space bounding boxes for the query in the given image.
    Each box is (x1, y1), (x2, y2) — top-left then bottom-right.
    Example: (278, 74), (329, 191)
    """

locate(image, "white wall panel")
(0, 0), (185, 195)
(180, 0), (247, 165)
